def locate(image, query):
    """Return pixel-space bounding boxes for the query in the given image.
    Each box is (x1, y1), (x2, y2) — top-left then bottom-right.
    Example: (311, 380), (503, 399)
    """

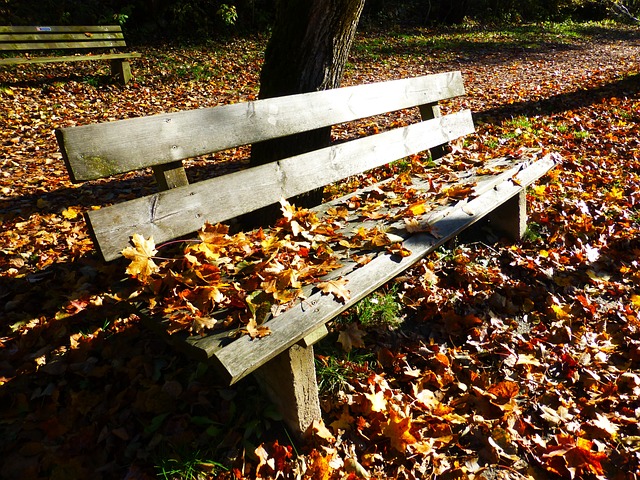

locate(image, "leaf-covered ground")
(1, 22), (640, 479)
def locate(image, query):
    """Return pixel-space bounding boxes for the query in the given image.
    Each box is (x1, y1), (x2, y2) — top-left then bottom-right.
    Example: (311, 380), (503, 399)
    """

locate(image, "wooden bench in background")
(0, 25), (140, 85)
(55, 72), (558, 437)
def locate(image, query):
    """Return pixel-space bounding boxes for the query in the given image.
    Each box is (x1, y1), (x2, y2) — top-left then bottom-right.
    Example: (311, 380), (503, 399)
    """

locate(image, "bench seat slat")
(56, 71), (466, 182)
(86, 110), (475, 261)
(178, 154), (558, 384)
(0, 52), (141, 65)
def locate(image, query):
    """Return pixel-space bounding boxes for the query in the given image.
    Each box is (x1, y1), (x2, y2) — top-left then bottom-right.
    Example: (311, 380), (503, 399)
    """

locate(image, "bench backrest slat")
(56, 71), (465, 182)
(0, 25), (127, 51)
(0, 25), (125, 33)
(87, 110), (475, 261)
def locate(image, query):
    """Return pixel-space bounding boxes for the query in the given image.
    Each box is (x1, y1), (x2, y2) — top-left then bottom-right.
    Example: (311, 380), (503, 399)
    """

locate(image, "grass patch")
(156, 447), (228, 480)
(340, 287), (403, 328)
(316, 350), (376, 393)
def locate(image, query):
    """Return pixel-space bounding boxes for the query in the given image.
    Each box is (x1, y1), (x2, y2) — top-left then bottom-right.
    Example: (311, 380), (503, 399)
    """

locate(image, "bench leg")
(110, 59), (132, 85)
(486, 190), (527, 240)
(252, 343), (322, 438)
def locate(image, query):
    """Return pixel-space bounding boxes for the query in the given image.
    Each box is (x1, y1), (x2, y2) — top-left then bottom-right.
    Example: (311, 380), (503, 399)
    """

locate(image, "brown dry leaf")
(337, 322), (366, 352)
(122, 234), (159, 280)
(317, 277), (350, 303)
(486, 380), (519, 404)
(243, 318), (271, 339)
(386, 243), (411, 258)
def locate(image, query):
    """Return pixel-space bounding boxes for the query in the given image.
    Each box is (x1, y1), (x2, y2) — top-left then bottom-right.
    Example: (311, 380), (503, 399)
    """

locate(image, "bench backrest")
(0, 25), (128, 52)
(55, 72), (475, 261)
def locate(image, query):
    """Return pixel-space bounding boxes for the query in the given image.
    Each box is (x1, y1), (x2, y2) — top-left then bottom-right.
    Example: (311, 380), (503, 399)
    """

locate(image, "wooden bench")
(55, 72), (558, 437)
(0, 25), (140, 85)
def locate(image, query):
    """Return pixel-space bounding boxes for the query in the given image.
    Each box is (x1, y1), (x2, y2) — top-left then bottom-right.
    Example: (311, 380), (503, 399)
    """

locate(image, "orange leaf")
(383, 409), (417, 453)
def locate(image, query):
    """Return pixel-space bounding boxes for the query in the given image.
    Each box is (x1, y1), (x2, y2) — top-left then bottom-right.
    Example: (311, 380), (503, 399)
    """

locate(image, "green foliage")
(217, 4), (239, 25)
(156, 447), (228, 479)
(341, 287), (404, 328)
(316, 351), (375, 393)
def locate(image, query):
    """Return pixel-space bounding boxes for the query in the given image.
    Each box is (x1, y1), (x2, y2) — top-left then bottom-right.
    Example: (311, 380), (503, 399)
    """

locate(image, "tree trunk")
(247, 0), (366, 226)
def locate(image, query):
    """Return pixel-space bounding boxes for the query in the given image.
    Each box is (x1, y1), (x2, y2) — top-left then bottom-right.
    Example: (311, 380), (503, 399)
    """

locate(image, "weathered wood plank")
(86, 110), (475, 261)
(0, 33), (124, 43)
(0, 25), (124, 33)
(183, 154), (558, 384)
(1, 40), (127, 50)
(56, 71), (466, 181)
(0, 52), (140, 65)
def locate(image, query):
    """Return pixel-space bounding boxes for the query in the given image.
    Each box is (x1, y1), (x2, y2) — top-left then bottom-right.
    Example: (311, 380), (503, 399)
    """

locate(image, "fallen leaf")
(317, 278), (350, 302)
(337, 322), (366, 352)
(383, 409), (417, 453)
(122, 234), (159, 280)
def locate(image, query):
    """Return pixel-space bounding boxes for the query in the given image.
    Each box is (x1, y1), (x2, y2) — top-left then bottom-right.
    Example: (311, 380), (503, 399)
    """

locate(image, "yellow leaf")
(62, 206), (81, 219)
(631, 294), (640, 309)
(533, 184), (546, 195)
(551, 304), (570, 319)
(606, 186), (624, 202)
(122, 234), (159, 280)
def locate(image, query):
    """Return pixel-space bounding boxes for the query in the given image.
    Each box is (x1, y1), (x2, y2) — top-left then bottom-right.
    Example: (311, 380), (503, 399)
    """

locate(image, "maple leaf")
(443, 183), (476, 199)
(337, 322), (366, 352)
(542, 435), (607, 478)
(122, 234), (159, 280)
(198, 222), (230, 245)
(365, 389), (388, 413)
(386, 242), (411, 257)
(191, 315), (217, 335)
(330, 407), (355, 432)
(383, 409), (417, 453)
(308, 419), (335, 443)
(317, 278), (350, 302)
(243, 318), (271, 339)
(591, 412), (619, 438)
(61, 206), (81, 219)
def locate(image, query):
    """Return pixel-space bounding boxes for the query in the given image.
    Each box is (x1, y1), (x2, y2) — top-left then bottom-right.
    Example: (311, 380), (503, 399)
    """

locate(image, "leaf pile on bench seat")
(122, 152), (539, 338)
(124, 200), (346, 336)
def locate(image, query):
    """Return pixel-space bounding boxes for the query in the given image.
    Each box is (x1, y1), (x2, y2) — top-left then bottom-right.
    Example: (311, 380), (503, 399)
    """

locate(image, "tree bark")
(247, 0), (366, 225)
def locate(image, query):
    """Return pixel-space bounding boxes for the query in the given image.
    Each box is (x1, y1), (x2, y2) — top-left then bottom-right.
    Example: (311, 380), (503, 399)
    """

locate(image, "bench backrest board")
(55, 72), (475, 261)
(0, 25), (128, 51)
